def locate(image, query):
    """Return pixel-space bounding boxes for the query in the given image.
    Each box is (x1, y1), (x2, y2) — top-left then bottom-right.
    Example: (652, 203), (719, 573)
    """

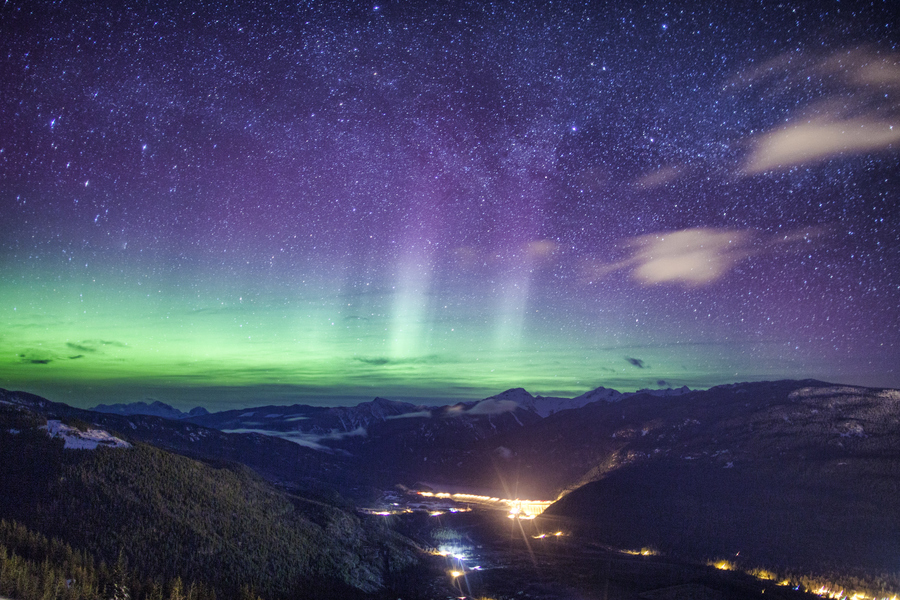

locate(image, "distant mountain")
(91, 399), (209, 419)
(89, 384), (690, 431)
(570, 384), (624, 404)
(630, 384), (692, 397)
(93, 384), (691, 429)
(521, 385), (692, 418)
(327, 394), (544, 492)
(521, 386), (623, 417)
(185, 396), (420, 434)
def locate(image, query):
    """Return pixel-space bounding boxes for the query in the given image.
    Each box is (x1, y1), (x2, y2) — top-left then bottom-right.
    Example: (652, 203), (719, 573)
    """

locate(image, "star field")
(1, 1), (898, 408)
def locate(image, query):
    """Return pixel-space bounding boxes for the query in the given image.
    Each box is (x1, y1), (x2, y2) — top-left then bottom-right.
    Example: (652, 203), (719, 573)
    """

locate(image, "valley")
(359, 487), (895, 600)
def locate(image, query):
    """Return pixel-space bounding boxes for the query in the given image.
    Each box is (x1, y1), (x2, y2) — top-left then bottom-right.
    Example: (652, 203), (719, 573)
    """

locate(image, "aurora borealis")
(1, 1), (898, 409)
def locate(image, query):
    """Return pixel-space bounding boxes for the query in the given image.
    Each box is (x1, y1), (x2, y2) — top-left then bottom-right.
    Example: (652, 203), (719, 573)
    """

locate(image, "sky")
(1, 1), (898, 410)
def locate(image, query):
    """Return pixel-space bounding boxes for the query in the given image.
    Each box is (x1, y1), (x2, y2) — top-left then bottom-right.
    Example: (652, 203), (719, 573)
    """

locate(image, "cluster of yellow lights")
(419, 493), (899, 600)
(417, 491), (552, 519)
(419, 491), (502, 502)
(710, 559), (735, 571)
(366, 508), (412, 516)
(532, 532), (564, 539)
(707, 560), (899, 600)
(811, 587), (898, 600)
(506, 499), (552, 520)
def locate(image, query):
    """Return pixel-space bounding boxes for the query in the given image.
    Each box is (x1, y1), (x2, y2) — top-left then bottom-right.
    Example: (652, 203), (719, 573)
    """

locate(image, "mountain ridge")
(87, 383), (695, 424)
(5, 378), (900, 593)
(91, 399), (209, 419)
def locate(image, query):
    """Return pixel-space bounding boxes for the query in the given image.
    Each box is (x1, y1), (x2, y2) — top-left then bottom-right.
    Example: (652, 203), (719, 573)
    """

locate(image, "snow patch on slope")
(42, 420), (131, 450)
(521, 387), (621, 417)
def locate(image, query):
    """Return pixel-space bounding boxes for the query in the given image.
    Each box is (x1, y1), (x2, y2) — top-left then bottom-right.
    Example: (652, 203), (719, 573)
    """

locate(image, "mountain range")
(91, 399), (210, 420)
(3, 379), (899, 598)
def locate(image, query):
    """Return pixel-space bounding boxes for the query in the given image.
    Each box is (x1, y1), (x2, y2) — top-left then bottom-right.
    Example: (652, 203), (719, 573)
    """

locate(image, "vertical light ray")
(389, 248), (433, 359)
(388, 184), (442, 360)
(493, 266), (531, 352)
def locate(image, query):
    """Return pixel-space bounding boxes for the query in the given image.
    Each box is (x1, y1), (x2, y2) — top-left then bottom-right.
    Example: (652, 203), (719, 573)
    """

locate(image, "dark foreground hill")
(0, 398), (421, 599)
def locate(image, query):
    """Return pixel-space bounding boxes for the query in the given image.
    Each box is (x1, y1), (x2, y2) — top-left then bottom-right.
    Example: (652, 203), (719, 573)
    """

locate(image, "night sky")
(2, 1), (898, 410)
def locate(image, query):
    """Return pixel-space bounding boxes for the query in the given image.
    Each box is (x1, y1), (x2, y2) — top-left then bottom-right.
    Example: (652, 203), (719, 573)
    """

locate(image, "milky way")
(1, 1), (898, 409)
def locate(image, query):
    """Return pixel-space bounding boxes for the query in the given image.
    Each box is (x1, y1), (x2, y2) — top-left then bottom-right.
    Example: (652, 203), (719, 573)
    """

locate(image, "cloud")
(585, 228), (752, 286)
(744, 115), (900, 174)
(635, 165), (683, 188)
(625, 357), (646, 369)
(443, 398), (521, 417)
(629, 229), (753, 285)
(13, 340), (132, 368)
(356, 357), (392, 366)
(354, 354), (444, 366)
(222, 426), (367, 451)
(454, 239), (559, 271)
(524, 239), (559, 264)
(738, 48), (900, 173)
(66, 340), (129, 353)
(385, 410), (432, 420)
(493, 446), (514, 460)
(466, 398), (520, 415)
(584, 226), (826, 287)
(67, 342), (96, 353)
(17, 352), (53, 365)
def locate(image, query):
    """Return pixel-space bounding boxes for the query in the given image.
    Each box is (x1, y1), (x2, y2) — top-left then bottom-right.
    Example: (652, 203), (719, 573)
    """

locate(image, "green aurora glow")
(0, 261), (856, 409)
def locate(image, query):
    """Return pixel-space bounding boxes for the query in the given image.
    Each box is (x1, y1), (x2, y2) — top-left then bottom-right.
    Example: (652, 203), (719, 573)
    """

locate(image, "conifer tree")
(111, 550), (131, 600)
(168, 576), (185, 600)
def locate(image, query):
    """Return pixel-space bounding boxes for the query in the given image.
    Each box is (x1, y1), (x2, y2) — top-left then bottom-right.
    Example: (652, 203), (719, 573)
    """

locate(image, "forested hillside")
(0, 402), (421, 599)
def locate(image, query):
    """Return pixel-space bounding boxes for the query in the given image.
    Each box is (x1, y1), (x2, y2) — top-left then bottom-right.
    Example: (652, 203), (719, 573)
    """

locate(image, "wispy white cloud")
(629, 228), (753, 285)
(584, 226), (825, 287)
(635, 165), (684, 189)
(739, 48), (900, 173)
(744, 114), (900, 174)
(385, 410), (432, 420)
(442, 398), (521, 417)
(222, 426), (366, 450)
(465, 398), (520, 415)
